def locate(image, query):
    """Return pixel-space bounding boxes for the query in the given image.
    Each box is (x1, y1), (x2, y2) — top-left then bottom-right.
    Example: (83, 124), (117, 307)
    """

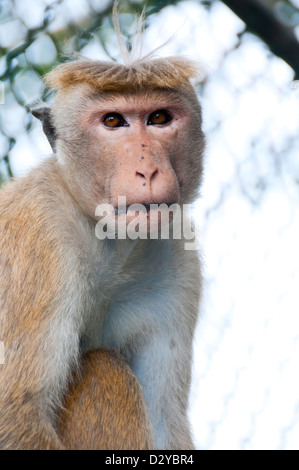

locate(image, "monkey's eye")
(147, 110), (172, 126)
(103, 113), (128, 128)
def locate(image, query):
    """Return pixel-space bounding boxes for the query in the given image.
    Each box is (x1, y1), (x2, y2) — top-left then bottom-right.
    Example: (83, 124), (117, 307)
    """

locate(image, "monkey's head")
(33, 57), (205, 228)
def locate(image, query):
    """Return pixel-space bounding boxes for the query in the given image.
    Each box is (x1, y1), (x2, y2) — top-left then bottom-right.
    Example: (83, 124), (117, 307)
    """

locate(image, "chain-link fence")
(1, 0), (299, 450)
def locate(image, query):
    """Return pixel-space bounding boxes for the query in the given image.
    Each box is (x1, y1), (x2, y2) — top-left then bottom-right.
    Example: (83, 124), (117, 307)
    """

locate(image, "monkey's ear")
(32, 107), (57, 152)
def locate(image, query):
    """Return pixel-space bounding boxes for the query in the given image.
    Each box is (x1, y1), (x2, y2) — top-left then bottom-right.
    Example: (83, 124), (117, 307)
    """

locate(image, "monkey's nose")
(135, 168), (159, 186)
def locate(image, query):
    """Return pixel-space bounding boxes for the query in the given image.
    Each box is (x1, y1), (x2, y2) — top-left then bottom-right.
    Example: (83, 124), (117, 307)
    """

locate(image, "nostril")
(151, 169), (158, 181)
(136, 169), (159, 182)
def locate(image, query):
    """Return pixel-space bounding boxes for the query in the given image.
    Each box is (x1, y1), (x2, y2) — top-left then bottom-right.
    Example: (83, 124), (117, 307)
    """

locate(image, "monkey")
(0, 39), (204, 449)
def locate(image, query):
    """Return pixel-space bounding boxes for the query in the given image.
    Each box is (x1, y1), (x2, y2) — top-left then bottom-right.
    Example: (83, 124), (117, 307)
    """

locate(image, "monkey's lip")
(114, 203), (177, 215)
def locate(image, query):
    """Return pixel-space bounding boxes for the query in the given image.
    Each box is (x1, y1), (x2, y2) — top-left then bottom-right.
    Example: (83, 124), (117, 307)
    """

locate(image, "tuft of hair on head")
(44, 1), (202, 94)
(45, 56), (201, 94)
(112, 0), (145, 66)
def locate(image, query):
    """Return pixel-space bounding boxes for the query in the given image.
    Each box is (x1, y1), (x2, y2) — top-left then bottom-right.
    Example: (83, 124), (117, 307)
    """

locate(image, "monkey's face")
(52, 85), (204, 229)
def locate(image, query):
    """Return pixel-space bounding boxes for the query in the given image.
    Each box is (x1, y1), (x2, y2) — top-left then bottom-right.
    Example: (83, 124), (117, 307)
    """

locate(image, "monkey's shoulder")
(0, 159), (80, 242)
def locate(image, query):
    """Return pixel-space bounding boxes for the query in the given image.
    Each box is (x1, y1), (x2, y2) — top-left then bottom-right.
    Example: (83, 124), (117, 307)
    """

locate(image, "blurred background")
(1, 0), (299, 450)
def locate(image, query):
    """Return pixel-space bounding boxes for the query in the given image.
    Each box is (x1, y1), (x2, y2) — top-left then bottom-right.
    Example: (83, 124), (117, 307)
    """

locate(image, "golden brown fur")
(45, 57), (200, 93)
(59, 348), (153, 450)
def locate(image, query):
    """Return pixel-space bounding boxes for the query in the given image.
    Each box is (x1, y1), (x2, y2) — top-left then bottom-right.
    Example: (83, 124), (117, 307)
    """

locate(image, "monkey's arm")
(0, 169), (83, 450)
(141, 246), (200, 450)
(131, 328), (196, 450)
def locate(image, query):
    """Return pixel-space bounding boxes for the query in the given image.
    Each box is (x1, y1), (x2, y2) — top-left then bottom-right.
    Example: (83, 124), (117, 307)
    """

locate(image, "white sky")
(1, 0), (299, 450)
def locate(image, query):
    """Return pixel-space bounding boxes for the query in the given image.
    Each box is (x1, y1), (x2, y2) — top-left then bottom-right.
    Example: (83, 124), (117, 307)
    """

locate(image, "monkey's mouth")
(114, 202), (177, 215)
